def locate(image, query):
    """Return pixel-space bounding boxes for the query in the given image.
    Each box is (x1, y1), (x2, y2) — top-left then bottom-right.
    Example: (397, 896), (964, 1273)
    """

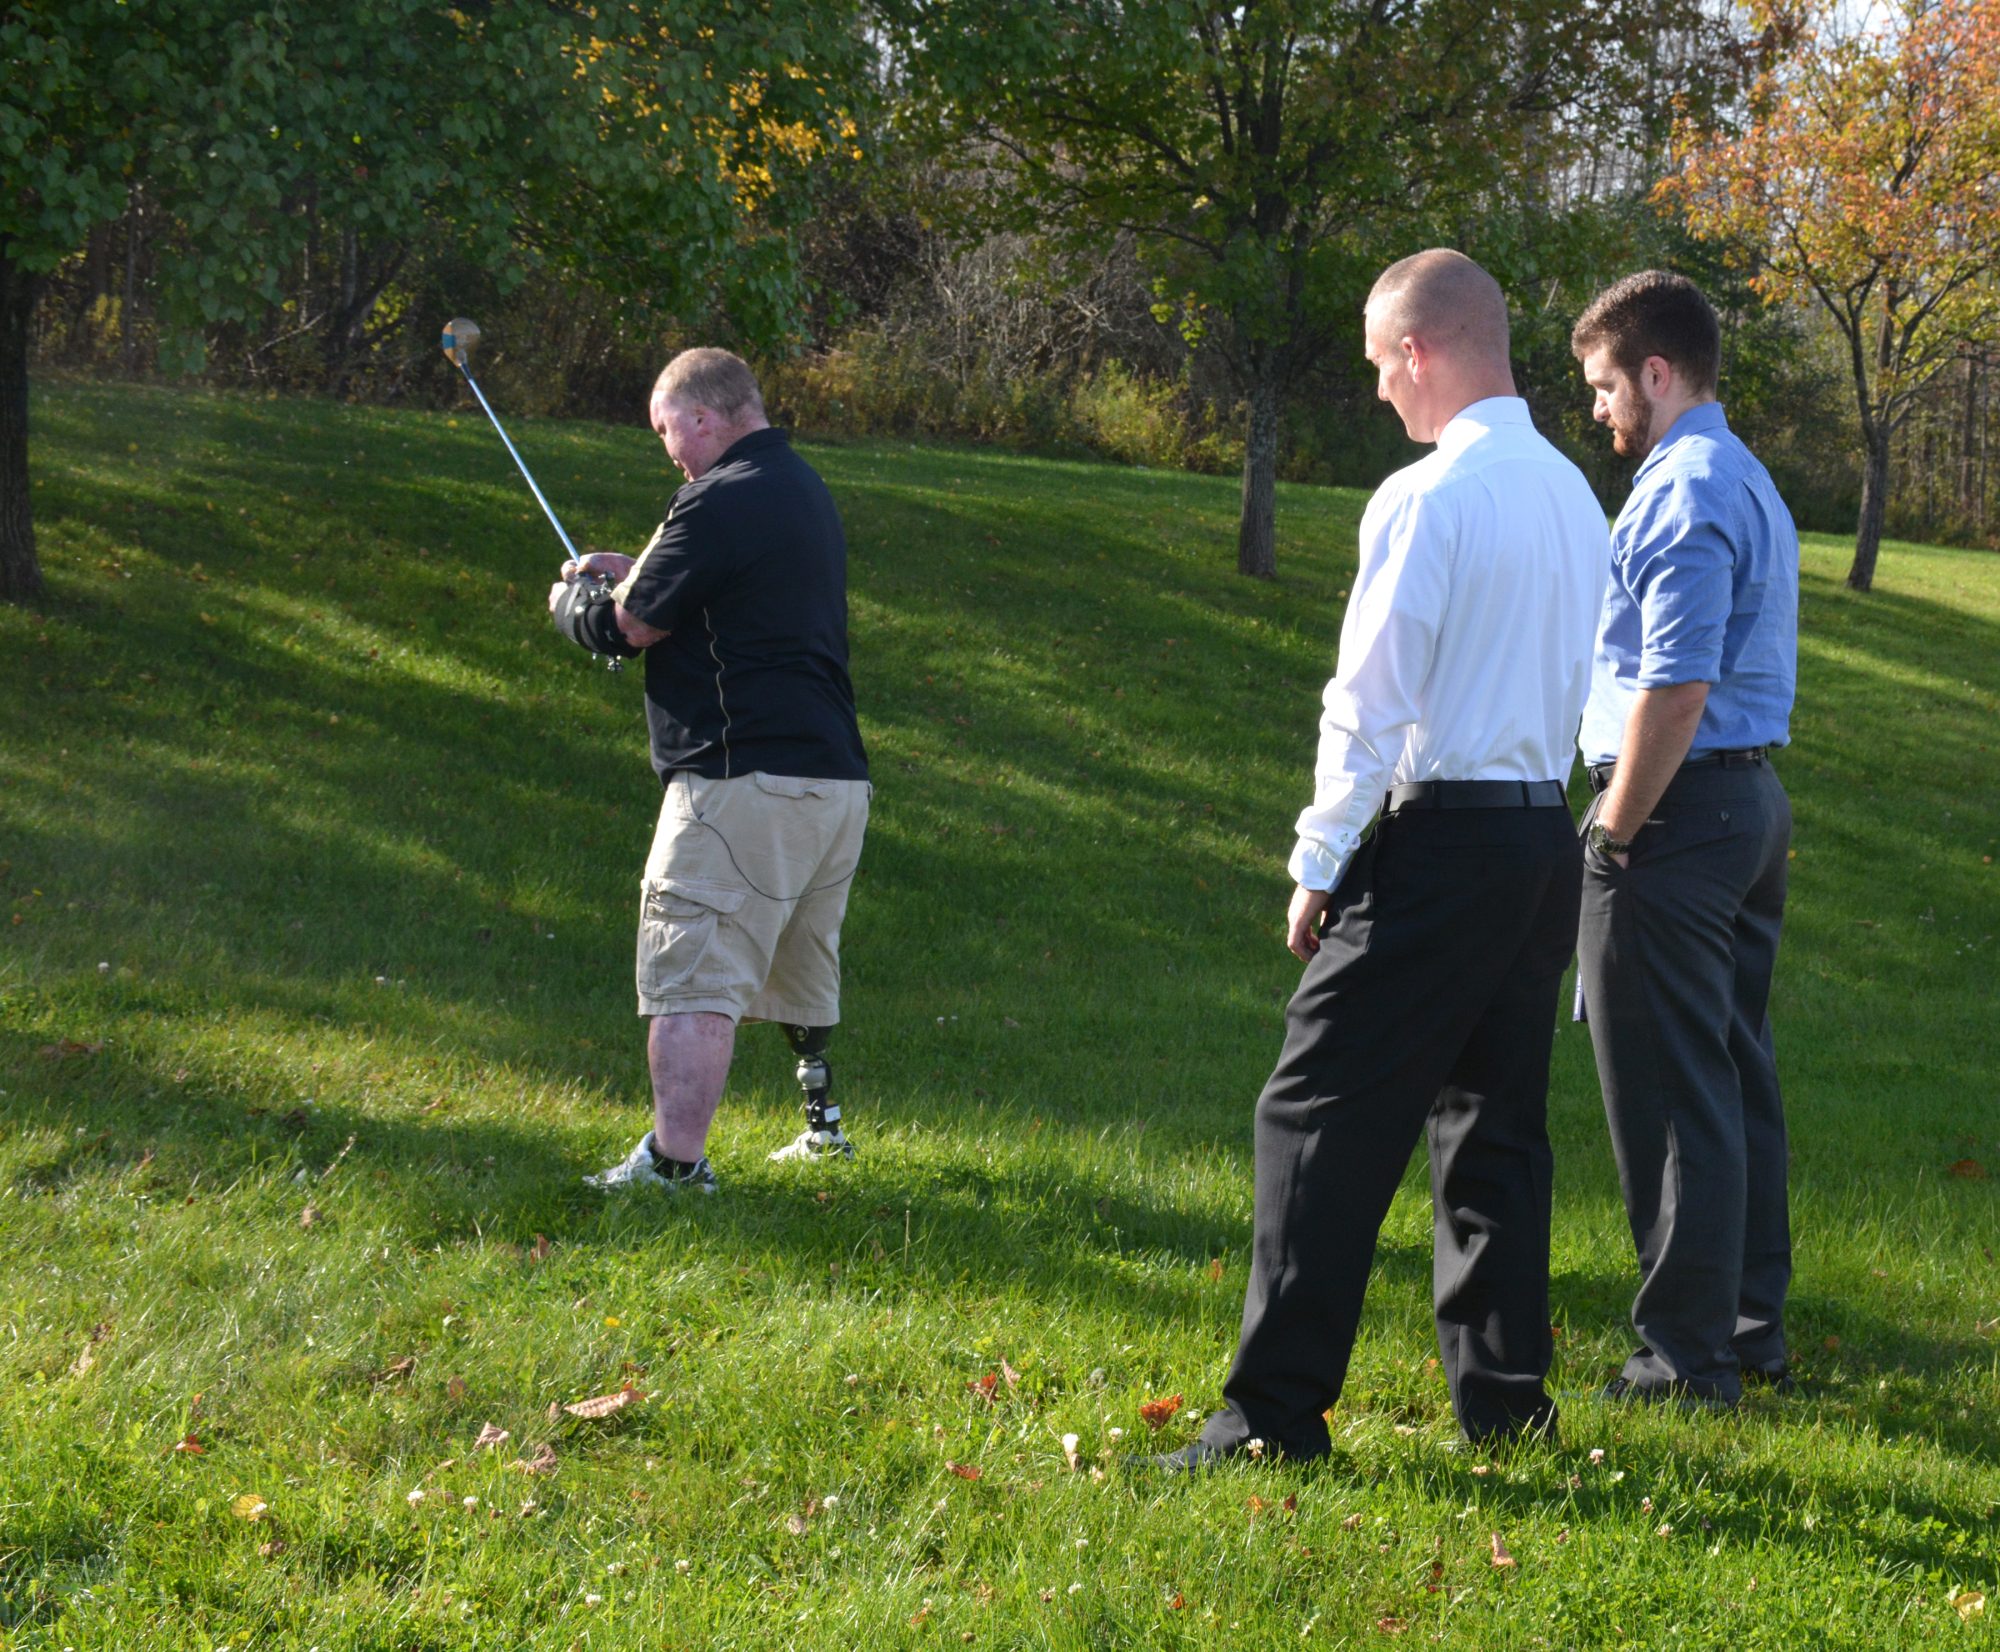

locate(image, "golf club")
(440, 317), (582, 563)
(442, 317), (621, 671)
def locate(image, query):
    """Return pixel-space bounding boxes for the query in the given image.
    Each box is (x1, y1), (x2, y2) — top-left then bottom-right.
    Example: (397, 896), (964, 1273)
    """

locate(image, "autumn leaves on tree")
(1660, 0), (2000, 590)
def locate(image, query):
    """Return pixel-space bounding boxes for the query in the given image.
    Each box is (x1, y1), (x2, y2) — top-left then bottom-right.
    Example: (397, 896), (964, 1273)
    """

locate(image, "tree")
(884, 0), (1708, 576)
(0, 0), (864, 604)
(1658, 0), (2000, 590)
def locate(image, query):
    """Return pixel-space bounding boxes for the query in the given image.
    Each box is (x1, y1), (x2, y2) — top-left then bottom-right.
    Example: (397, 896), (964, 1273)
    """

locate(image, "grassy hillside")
(1, 381), (1995, 1649)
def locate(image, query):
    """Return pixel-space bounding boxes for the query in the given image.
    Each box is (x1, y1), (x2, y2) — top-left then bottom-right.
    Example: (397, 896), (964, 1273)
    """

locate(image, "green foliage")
(2, 383), (1998, 1644)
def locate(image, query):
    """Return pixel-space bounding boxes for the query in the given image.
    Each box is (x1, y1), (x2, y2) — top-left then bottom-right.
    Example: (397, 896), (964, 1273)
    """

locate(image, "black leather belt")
(1587, 746), (1766, 794)
(1385, 779), (1567, 813)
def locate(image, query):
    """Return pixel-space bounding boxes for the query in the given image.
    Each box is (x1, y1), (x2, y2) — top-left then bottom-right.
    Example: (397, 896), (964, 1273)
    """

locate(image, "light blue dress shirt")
(1579, 402), (1798, 768)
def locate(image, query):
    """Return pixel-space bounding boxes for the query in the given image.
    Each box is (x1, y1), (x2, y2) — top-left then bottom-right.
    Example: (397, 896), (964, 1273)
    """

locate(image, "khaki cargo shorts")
(636, 770), (870, 1024)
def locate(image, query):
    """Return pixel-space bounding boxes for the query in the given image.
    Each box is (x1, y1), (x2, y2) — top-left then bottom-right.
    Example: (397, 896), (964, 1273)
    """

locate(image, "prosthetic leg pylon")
(768, 1024), (855, 1162)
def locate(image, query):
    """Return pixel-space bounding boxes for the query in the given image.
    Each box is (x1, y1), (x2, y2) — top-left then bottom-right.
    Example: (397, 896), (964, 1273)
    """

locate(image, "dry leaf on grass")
(1376, 1617), (1407, 1636)
(446, 1376), (468, 1403)
(1948, 1158), (1987, 1180)
(509, 1444), (559, 1476)
(371, 1355), (416, 1385)
(1001, 1357), (1021, 1389)
(170, 1434), (204, 1455)
(530, 1234), (552, 1262)
(231, 1493), (270, 1521)
(564, 1382), (646, 1420)
(945, 1461), (982, 1480)
(1952, 1591), (1986, 1622)
(967, 1372), (999, 1405)
(785, 1513), (810, 1536)
(1137, 1393), (1183, 1431)
(1342, 1513), (1365, 1531)
(299, 1205), (320, 1229)
(473, 1422), (511, 1451)
(1206, 1258), (1224, 1282)
(1489, 1533), (1517, 1570)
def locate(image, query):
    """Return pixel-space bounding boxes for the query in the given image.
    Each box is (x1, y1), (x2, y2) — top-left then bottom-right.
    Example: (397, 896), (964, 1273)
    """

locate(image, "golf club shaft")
(454, 364), (581, 563)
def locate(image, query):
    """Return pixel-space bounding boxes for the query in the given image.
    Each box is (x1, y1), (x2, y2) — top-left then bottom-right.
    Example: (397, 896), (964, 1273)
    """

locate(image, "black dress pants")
(1577, 760), (1792, 1403)
(1200, 803), (1582, 1458)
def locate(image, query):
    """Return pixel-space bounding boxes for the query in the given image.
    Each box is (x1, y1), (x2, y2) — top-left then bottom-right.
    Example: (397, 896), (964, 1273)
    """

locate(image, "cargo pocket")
(637, 877), (747, 998)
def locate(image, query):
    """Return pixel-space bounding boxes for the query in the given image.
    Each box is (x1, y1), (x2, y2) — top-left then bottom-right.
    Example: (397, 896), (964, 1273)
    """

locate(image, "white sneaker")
(584, 1133), (718, 1192)
(767, 1127), (855, 1163)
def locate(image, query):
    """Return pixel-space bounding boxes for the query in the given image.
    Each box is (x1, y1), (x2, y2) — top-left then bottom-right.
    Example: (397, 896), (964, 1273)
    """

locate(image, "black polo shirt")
(615, 428), (868, 784)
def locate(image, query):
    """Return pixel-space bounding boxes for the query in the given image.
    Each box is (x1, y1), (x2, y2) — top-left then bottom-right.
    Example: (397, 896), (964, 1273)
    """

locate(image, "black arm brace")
(551, 578), (643, 658)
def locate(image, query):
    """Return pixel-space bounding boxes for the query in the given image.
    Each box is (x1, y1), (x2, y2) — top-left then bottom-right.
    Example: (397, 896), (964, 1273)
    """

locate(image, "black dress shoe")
(1127, 1438), (1239, 1474)
(1599, 1375), (1734, 1412)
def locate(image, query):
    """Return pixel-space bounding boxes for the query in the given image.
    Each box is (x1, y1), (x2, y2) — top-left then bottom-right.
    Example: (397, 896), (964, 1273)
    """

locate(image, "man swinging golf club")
(547, 348), (871, 1191)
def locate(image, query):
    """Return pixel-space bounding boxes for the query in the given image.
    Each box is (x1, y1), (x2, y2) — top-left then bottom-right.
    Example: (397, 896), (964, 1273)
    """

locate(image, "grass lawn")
(2, 380), (1996, 1649)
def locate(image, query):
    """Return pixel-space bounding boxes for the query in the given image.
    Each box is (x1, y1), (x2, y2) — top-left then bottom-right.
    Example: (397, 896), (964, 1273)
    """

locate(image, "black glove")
(550, 576), (643, 658)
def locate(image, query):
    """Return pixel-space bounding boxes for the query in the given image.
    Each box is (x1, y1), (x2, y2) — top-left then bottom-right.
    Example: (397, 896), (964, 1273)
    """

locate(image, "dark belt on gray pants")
(1385, 779), (1568, 813)
(1586, 747), (1767, 795)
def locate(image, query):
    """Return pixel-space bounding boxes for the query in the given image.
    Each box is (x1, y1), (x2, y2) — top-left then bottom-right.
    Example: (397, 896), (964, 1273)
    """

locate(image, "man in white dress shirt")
(1162, 250), (1611, 1466)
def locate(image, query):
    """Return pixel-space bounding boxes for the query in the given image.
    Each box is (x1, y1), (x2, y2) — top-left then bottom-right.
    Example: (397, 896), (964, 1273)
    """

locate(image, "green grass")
(2, 379), (1996, 1650)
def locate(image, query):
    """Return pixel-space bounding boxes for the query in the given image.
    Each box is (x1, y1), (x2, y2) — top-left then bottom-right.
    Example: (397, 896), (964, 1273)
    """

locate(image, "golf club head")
(440, 317), (481, 370)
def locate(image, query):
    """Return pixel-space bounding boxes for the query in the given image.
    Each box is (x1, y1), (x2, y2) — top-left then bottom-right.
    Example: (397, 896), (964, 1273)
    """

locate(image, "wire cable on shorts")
(671, 770), (860, 903)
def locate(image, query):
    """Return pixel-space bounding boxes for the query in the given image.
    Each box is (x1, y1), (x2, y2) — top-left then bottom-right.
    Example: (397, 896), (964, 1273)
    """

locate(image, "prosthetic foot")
(768, 1024), (855, 1161)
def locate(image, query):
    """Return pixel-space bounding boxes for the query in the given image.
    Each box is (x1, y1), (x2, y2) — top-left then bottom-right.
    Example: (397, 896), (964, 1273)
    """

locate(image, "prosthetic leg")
(768, 1024), (856, 1161)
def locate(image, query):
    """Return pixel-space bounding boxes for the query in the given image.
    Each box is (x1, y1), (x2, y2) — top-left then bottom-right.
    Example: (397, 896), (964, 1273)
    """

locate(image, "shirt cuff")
(1288, 833), (1357, 893)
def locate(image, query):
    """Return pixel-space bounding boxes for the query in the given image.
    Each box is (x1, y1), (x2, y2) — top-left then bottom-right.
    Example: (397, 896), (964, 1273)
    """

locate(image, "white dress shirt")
(1290, 397), (1611, 891)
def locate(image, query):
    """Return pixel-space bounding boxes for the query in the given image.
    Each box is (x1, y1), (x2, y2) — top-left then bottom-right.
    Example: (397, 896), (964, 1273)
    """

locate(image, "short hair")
(1570, 271), (1720, 395)
(1366, 249), (1510, 360)
(652, 348), (766, 422)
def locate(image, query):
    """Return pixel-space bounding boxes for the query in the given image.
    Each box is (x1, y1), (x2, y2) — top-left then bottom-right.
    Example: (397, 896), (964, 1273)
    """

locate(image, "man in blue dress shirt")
(1570, 271), (1800, 1408)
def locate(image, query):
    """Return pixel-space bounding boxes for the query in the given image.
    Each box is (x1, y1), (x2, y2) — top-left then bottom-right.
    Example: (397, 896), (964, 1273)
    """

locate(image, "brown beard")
(1609, 403), (1651, 459)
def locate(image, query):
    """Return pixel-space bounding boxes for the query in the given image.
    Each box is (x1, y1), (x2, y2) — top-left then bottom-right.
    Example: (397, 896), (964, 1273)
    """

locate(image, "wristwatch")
(1587, 820), (1635, 857)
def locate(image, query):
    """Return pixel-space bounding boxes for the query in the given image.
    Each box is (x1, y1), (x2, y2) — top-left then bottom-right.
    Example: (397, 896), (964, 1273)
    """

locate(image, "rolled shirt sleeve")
(1626, 475), (1731, 689)
(1289, 487), (1450, 891)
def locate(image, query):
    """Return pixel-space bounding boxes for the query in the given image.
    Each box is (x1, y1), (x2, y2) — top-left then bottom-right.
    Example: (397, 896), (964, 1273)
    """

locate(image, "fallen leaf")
(1167, 1593), (1186, 1609)
(546, 1400), (563, 1423)
(968, 1372), (999, 1404)
(171, 1434), (204, 1455)
(1001, 1357), (1021, 1389)
(1949, 1159), (1987, 1180)
(257, 1539), (286, 1558)
(39, 1039), (104, 1059)
(1490, 1533), (1516, 1570)
(530, 1234), (552, 1262)
(1062, 1434), (1081, 1470)
(371, 1356), (416, 1385)
(564, 1382), (646, 1420)
(1952, 1590), (1986, 1622)
(1376, 1617), (1407, 1636)
(910, 1606), (931, 1627)
(299, 1205), (320, 1230)
(1247, 1495), (1269, 1515)
(1342, 1513), (1364, 1531)
(447, 1377), (468, 1403)
(510, 1444), (559, 1476)
(785, 1513), (809, 1535)
(1823, 1335), (1841, 1351)
(231, 1493), (270, 1522)
(1206, 1258), (1224, 1282)
(1138, 1393), (1183, 1432)
(68, 1344), (96, 1379)
(1283, 1494), (1297, 1512)
(473, 1422), (511, 1451)
(946, 1461), (982, 1480)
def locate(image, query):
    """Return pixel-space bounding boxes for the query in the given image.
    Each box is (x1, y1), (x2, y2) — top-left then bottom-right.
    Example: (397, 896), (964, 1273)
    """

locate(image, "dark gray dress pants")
(1577, 760), (1792, 1403)
(1199, 803), (1581, 1459)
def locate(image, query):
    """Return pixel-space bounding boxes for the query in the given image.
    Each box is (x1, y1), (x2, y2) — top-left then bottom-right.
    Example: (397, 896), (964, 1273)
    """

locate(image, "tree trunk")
(1236, 365), (1278, 578)
(0, 245), (43, 605)
(1846, 425), (1890, 592)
